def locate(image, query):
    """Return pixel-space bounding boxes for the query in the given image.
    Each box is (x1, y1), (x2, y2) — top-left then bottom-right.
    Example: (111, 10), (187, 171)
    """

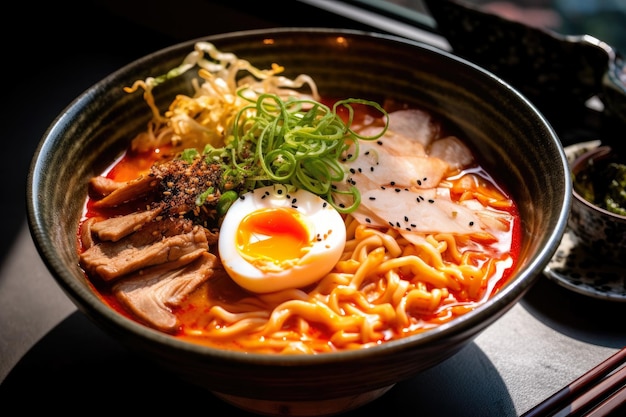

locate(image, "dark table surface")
(1, 1), (625, 415)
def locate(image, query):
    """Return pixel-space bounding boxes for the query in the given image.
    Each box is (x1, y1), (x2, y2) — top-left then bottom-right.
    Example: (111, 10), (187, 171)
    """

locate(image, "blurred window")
(356, 0), (626, 53)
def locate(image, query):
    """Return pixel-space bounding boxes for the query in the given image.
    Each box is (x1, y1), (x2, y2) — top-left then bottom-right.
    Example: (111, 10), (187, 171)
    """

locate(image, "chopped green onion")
(219, 92), (386, 212)
(195, 186), (215, 206)
(217, 190), (239, 216)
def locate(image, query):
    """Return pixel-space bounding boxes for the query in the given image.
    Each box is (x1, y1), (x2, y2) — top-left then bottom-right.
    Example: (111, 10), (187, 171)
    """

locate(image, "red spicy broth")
(78, 99), (522, 354)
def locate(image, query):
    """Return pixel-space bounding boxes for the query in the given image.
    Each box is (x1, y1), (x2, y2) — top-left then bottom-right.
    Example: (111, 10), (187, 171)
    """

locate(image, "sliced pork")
(80, 155), (228, 332)
(93, 174), (159, 207)
(80, 218), (209, 282)
(113, 252), (218, 333)
(90, 207), (163, 242)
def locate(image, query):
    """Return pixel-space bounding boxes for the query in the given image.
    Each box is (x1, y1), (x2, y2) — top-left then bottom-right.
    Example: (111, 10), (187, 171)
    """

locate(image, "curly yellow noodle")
(411, 235), (448, 268)
(188, 315), (268, 339)
(351, 235), (384, 263)
(312, 272), (353, 294)
(349, 246), (386, 289)
(257, 288), (311, 305)
(263, 299), (363, 334)
(429, 233), (464, 263)
(389, 271), (412, 307)
(330, 330), (372, 349)
(405, 287), (447, 313)
(377, 255), (461, 291)
(353, 225), (404, 258)
(328, 286), (395, 320)
(208, 305), (269, 323)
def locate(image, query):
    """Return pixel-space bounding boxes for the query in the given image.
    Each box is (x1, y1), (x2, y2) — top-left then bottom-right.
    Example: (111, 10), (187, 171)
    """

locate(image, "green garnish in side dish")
(574, 158), (626, 216)
(605, 162), (626, 215)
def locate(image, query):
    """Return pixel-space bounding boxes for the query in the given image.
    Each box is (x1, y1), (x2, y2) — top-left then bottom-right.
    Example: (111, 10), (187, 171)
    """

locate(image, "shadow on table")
(521, 275), (626, 349)
(0, 311), (515, 416)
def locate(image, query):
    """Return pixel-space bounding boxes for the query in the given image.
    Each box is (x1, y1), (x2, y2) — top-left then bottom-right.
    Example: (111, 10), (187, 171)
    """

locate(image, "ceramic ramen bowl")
(569, 145), (626, 264)
(27, 28), (571, 416)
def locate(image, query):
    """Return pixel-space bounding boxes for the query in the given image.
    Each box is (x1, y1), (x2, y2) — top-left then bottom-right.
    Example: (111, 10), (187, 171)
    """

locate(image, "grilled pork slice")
(80, 217), (97, 249)
(79, 218), (209, 282)
(92, 174), (159, 207)
(113, 252), (218, 333)
(89, 175), (126, 196)
(89, 207), (164, 242)
(90, 157), (224, 217)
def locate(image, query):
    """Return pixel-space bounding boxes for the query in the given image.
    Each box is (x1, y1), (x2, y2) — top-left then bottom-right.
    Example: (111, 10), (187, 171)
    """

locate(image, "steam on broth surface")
(77, 42), (521, 354)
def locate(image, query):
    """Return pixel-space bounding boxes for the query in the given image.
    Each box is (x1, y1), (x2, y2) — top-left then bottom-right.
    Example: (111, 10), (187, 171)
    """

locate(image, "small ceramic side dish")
(568, 146), (626, 265)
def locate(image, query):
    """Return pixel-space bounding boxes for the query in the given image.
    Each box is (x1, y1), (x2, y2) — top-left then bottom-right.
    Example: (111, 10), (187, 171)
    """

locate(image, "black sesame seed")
(404, 216), (409, 222)
(292, 198), (297, 204)
(323, 202), (328, 208)
(369, 196), (376, 200)
(370, 167), (374, 172)
(377, 140), (383, 145)
(365, 218), (371, 223)
(350, 168), (356, 174)
(390, 181), (396, 186)
(394, 188), (401, 192)
(469, 221), (474, 226)
(428, 199), (434, 203)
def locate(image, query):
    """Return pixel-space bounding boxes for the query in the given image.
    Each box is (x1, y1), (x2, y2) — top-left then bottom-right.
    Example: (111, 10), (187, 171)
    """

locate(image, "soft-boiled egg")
(218, 184), (346, 293)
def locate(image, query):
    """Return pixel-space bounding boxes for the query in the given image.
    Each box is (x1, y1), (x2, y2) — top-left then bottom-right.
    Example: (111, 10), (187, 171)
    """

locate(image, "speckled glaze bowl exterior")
(569, 146), (626, 264)
(26, 28), (571, 416)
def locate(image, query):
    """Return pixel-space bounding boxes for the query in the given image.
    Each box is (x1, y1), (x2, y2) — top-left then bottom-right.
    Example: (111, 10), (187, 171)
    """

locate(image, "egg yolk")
(236, 207), (312, 265)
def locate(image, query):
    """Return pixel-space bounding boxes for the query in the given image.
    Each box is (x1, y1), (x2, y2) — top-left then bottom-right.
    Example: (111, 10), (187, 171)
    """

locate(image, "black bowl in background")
(569, 145), (626, 264)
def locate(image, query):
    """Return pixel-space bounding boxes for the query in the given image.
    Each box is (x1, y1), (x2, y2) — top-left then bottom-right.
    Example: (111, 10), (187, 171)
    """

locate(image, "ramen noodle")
(77, 42), (521, 354)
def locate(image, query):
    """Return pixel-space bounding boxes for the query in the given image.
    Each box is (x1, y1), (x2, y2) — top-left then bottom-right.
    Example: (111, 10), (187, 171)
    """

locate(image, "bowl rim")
(26, 26), (572, 366)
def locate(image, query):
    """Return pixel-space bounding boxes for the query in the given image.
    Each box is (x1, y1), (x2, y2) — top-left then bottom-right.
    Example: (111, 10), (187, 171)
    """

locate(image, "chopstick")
(521, 346), (626, 417)
(584, 383), (626, 416)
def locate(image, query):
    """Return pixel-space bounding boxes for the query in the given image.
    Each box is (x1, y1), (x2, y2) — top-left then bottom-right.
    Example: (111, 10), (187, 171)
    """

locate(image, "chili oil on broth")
(77, 99), (522, 355)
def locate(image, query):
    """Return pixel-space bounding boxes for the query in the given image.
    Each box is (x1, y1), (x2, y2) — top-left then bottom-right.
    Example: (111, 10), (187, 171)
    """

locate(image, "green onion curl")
(204, 91), (388, 214)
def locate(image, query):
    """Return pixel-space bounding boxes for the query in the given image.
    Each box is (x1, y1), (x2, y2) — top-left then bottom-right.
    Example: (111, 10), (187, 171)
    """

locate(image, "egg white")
(218, 185), (346, 293)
